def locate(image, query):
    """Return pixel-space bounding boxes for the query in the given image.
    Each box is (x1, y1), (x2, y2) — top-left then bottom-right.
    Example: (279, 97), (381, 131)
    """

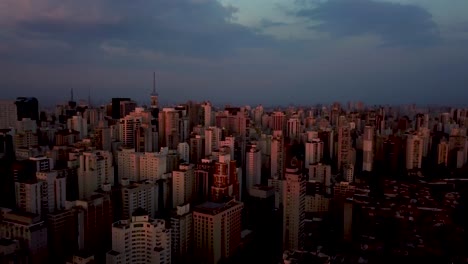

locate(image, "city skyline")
(1, 0), (468, 105)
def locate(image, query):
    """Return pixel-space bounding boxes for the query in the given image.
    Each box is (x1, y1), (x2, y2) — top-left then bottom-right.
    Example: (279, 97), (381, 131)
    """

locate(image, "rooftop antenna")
(70, 88), (74, 102)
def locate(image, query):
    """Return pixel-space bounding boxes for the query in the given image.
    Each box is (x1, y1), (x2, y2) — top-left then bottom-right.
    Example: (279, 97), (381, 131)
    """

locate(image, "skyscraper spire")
(151, 72), (158, 96)
(152, 72), (157, 96)
(150, 72), (159, 109)
(71, 88), (74, 102)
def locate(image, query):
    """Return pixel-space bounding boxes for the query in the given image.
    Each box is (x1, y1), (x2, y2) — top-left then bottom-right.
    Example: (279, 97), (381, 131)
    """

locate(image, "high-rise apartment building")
(78, 151), (114, 199)
(437, 139), (449, 166)
(189, 134), (205, 164)
(204, 127), (221, 157)
(271, 131), (284, 179)
(343, 163), (354, 183)
(210, 152), (239, 202)
(286, 116), (301, 140)
(201, 102), (212, 128)
(158, 108), (180, 149)
(282, 168), (305, 251)
(139, 151), (167, 182)
(193, 200), (243, 264)
(305, 138), (323, 168)
(117, 148), (141, 183)
(308, 163), (331, 185)
(94, 126), (112, 151)
(0, 210), (48, 264)
(15, 180), (42, 215)
(119, 115), (142, 149)
(107, 209), (171, 264)
(177, 142), (190, 163)
(71, 193), (113, 256)
(36, 170), (66, 214)
(0, 100), (17, 129)
(67, 114), (88, 139)
(362, 126), (374, 172)
(172, 164), (195, 208)
(272, 112), (286, 132)
(47, 209), (75, 264)
(337, 123), (352, 170)
(121, 179), (158, 219)
(246, 144), (262, 195)
(406, 134), (423, 170)
(170, 204), (192, 263)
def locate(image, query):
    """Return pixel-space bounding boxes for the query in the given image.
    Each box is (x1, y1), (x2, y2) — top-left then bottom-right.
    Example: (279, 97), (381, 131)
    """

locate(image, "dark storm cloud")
(2, 0), (275, 63)
(296, 0), (440, 46)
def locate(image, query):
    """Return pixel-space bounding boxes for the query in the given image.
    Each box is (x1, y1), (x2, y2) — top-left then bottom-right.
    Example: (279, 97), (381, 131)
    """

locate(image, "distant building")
(437, 139), (449, 166)
(15, 97), (39, 121)
(0, 100), (17, 129)
(337, 123), (352, 170)
(406, 134), (423, 170)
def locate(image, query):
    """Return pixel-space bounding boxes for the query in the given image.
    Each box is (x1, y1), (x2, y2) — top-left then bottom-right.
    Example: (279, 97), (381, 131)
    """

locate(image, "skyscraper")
(117, 148), (141, 183)
(0, 100), (17, 129)
(121, 179), (158, 219)
(172, 164), (195, 208)
(15, 97), (39, 121)
(139, 151), (167, 182)
(71, 193), (113, 257)
(119, 115), (142, 149)
(271, 131), (284, 179)
(0, 210), (48, 263)
(272, 111), (286, 132)
(189, 134), (205, 164)
(107, 209), (171, 264)
(201, 102), (212, 128)
(193, 200), (243, 264)
(204, 126), (221, 157)
(406, 134), (423, 170)
(246, 144), (262, 195)
(170, 204), (192, 263)
(305, 138), (323, 168)
(437, 139), (449, 166)
(282, 167), (305, 251)
(286, 116), (301, 140)
(78, 151), (114, 199)
(337, 123), (351, 170)
(362, 126), (374, 172)
(36, 170), (66, 214)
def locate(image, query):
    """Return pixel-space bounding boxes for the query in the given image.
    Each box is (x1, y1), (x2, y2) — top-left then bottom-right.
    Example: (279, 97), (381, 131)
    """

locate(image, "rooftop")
(194, 199), (242, 215)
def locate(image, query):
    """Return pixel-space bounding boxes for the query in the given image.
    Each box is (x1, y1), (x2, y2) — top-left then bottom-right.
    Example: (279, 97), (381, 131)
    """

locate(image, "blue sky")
(0, 0), (467, 106)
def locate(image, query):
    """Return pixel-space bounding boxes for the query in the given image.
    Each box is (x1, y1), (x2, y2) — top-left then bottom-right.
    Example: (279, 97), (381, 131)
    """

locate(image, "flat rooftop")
(194, 200), (242, 215)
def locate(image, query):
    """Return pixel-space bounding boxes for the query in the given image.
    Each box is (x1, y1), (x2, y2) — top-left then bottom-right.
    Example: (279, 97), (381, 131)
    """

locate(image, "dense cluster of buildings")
(1, 82), (468, 263)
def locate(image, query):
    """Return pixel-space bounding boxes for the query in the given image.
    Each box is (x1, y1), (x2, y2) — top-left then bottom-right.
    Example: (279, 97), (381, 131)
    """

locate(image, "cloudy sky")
(1, 0), (467, 106)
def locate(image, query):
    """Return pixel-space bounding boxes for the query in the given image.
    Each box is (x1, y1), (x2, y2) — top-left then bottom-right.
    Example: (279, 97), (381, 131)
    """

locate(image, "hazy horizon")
(1, 0), (468, 105)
